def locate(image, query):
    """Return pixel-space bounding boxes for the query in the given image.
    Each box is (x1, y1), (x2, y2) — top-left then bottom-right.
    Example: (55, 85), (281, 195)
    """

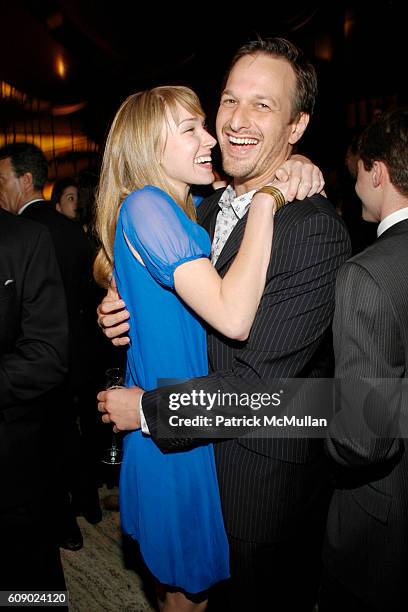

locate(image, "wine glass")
(101, 367), (125, 465)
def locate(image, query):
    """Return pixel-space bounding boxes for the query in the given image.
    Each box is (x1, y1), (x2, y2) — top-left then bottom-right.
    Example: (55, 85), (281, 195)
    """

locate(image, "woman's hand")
(275, 154), (325, 201)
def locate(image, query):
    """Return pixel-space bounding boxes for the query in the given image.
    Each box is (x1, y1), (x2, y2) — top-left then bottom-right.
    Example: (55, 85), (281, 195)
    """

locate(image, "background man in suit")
(320, 108), (408, 612)
(0, 143), (100, 551)
(0, 208), (68, 589)
(97, 39), (351, 611)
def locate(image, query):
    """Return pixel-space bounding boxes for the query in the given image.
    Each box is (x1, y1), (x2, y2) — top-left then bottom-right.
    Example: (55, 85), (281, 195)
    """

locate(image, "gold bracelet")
(254, 185), (286, 211)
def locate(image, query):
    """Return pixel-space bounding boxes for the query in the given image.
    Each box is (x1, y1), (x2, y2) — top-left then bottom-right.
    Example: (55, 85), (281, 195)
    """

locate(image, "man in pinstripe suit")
(98, 39), (351, 611)
(319, 109), (408, 612)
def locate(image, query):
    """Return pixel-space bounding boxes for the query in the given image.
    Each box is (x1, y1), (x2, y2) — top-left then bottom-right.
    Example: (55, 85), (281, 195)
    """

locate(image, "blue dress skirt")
(113, 186), (229, 594)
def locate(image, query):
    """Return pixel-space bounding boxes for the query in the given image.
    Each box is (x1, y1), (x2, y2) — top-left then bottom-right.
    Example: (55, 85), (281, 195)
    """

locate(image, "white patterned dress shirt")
(211, 185), (256, 264)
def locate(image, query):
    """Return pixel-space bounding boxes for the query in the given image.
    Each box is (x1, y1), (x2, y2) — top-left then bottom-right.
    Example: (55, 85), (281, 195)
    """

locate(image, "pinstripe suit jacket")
(143, 189), (351, 541)
(324, 218), (408, 611)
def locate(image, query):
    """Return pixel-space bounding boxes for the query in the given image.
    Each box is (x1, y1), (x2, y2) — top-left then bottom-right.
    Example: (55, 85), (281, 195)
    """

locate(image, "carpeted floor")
(61, 487), (155, 612)
(61, 488), (320, 611)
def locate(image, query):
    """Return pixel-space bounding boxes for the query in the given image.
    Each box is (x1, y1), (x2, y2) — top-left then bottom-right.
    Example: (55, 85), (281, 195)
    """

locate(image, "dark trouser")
(210, 532), (323, 612)
(318, 571), (377, 612)
(0, 499), (66, 591)
(55, 387), (101, 538)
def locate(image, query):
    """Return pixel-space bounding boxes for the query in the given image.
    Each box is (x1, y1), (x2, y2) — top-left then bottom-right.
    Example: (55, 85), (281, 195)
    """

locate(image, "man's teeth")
(194, 156), (212, 164)
(228, 136), (258, 145)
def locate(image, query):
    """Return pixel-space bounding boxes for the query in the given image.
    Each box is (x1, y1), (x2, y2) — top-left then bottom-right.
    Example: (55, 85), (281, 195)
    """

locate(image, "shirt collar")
(18, 198), (44, 215)
(218, 184), (257, 220)
(377, 206), (408, 237)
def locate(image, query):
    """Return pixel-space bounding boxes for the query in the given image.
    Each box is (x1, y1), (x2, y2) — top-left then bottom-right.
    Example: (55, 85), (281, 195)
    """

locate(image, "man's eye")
(222, 98), (236, 106)
(257, 103), (270, 110)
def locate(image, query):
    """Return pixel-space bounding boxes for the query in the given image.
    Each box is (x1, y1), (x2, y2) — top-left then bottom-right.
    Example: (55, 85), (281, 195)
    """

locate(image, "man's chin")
(221, 156), (255, 180)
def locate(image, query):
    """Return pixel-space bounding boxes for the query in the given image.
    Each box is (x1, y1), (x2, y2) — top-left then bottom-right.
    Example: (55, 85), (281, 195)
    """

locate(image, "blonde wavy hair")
(94, 85), (205, 287)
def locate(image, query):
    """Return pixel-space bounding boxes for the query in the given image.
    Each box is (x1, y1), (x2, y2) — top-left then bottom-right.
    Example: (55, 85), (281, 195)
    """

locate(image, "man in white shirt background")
(320, 107), (408, 612)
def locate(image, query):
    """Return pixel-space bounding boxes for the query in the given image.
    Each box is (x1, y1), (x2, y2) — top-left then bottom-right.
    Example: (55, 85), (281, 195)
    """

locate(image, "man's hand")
(275, 154), (325, 202)
(97, 280), (130, 346)
(97, 386), (143, 431)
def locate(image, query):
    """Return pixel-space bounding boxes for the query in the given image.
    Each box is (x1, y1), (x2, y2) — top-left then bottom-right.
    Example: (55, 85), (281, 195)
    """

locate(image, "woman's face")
(56, 185), (78, 219)
(160, 102), (216, 199)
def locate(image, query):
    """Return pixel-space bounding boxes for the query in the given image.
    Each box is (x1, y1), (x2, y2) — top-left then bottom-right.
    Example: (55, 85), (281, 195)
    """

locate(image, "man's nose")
(229, 104), (251, 132)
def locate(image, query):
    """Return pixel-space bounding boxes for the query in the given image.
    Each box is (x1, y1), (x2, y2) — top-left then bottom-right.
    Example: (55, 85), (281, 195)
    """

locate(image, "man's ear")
(371, 160), (387, 188)
(289, 112), (310, 145)
(20, 171), (34, 193)
(56, 203), (62, 213)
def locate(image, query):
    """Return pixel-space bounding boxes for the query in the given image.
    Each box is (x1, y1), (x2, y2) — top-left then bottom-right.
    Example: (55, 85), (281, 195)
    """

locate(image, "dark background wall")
(1, 1), (406, 180)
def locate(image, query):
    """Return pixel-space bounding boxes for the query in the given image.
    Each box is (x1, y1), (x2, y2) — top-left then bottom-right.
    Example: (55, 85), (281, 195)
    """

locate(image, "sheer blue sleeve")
(119, 186), (211, 288)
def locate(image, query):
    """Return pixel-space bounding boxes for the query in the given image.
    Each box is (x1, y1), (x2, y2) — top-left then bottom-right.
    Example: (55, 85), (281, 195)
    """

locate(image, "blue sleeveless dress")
(113, 185), (229, 594)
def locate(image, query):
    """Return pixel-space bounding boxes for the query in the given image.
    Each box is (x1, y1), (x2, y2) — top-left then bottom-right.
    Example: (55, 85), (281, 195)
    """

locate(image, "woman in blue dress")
(94, 86), (290, 611)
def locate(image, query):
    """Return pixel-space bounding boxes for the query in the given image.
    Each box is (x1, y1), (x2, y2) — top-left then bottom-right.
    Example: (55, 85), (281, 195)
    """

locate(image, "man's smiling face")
(216, 53), (308, 192)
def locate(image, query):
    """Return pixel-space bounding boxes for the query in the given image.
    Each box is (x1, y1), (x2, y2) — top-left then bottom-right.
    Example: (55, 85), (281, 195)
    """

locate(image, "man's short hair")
(0, 143), (48, 191)
(359, 107), (408, 197)
(225, 37), (318, 121)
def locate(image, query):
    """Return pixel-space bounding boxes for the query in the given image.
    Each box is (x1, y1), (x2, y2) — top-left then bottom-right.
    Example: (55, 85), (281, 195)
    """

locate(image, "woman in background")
(51, 177), (78, 220)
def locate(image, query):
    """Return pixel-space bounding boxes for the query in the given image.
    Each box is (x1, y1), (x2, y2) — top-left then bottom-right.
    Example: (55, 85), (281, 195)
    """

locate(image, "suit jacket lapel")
(212, 196), (314, 272)
(198, 187), (301, 273)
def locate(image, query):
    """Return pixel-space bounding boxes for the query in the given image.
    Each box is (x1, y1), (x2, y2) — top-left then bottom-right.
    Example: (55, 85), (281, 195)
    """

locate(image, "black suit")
(0, 208), (68, 589)
(21, 200), (97, 537)
(321, 219), (408, 612)
(21, 200), (92, 386)
(142, 190), (351, 610)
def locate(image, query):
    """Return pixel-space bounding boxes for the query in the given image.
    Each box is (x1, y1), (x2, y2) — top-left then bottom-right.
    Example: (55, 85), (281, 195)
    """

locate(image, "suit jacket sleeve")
(0, 227), (68, 410)
(142, 211), (350, 450)
(326, 261), (402, 468)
